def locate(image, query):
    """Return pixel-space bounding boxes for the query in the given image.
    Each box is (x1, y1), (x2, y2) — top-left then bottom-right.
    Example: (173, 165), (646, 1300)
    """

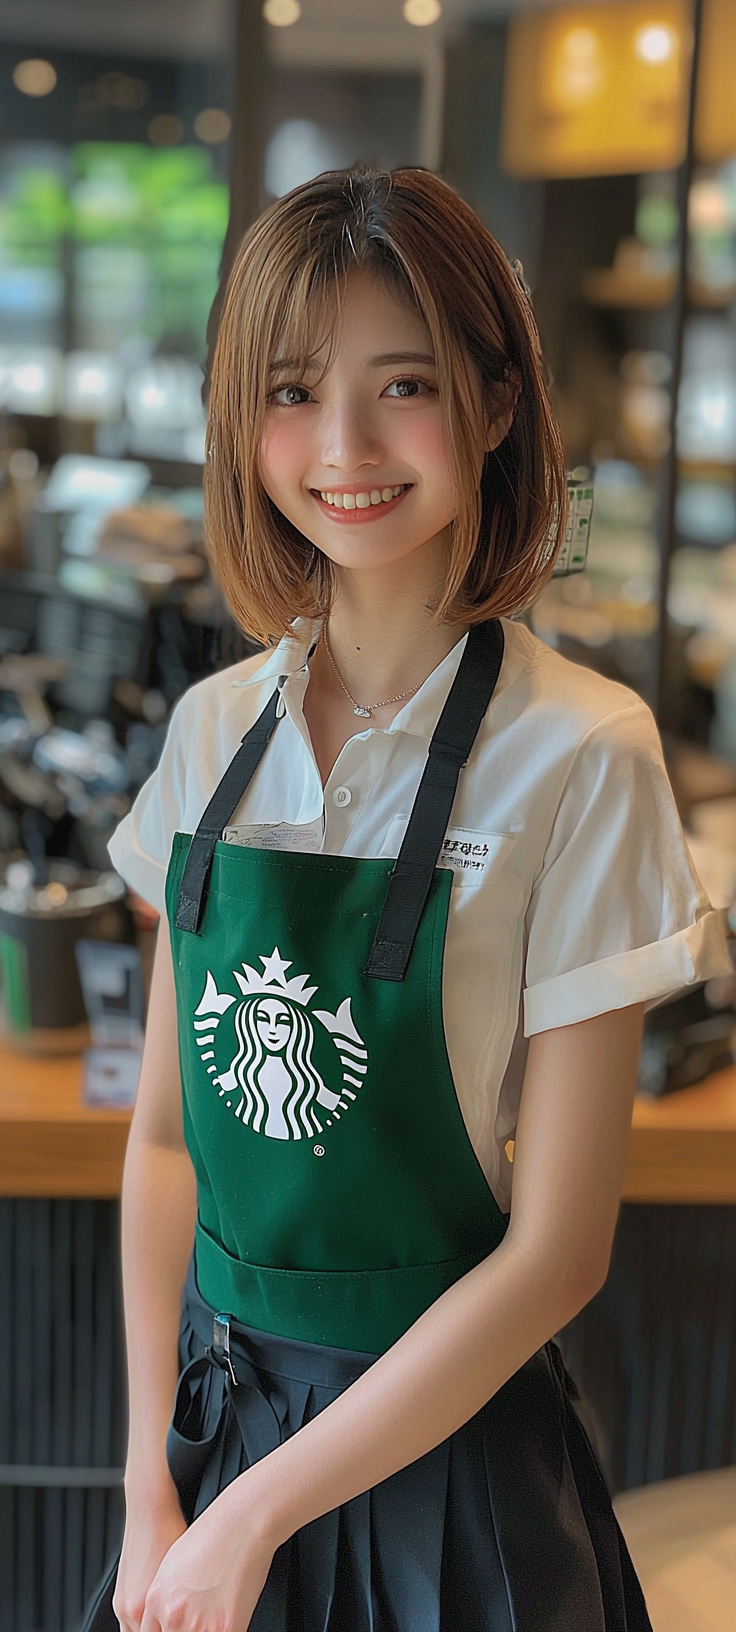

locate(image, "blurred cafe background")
(0, 2), (735, 1628)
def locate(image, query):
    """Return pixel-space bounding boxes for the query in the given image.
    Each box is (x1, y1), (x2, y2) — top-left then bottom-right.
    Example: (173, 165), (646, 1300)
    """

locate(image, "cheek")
(259, 417), (312, 504)
(397, 412), (453, 493)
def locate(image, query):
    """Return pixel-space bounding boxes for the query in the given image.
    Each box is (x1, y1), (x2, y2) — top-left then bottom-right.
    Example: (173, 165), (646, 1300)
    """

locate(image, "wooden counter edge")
(1, 1116), (735, 1203)
(1, 1048), (736, 1201)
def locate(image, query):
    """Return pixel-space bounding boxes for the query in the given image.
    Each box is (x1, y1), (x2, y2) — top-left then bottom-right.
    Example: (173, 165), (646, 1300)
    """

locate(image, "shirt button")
(332, 785), (352, 807)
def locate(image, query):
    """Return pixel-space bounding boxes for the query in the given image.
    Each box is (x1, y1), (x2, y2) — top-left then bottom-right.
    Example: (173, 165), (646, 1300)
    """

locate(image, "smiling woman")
(97, 162), (731, 1632)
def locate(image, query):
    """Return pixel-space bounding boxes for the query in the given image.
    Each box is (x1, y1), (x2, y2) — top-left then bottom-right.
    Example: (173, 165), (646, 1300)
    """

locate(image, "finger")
(139, 1597), (162, 1632)
(111, 1596), (143, 1632)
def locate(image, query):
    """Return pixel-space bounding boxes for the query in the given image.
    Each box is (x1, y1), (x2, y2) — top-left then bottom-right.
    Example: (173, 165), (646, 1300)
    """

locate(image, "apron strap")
(365, 619), (504, 982)
(174, 689), (281, 934)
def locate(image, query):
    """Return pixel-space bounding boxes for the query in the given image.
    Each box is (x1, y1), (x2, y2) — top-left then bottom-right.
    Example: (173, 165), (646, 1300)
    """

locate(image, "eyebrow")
(369, 351), (436, 368)
(269, 357), (308, 373)
(268, 350), (436, 374)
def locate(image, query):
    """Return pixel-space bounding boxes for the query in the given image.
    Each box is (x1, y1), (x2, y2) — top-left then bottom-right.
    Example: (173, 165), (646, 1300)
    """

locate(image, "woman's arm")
(114, 920), (197, 1629)
(251, 1000), (645, 1525)
(141, 1001), (644, 1630)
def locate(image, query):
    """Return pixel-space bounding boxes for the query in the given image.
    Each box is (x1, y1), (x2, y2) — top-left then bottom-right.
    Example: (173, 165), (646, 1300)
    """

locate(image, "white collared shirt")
(109, 618), (729, 1209)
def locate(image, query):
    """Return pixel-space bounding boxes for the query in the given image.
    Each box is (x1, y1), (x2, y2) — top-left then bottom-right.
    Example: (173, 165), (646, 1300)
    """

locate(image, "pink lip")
(311, 487), (412, 524)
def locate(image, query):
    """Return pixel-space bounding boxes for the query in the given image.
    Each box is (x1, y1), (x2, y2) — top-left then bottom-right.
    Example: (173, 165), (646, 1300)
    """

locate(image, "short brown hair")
(206, 167), (566, 643)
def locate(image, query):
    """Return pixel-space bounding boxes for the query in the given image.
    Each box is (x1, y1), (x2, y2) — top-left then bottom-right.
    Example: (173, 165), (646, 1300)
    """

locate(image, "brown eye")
(272, 384), (313, 406)
(383, 377), (433, 399)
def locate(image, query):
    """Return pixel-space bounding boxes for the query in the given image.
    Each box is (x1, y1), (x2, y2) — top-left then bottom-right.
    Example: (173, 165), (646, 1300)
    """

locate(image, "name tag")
(381, 819), (514, 887)
(439, 827), (514, 882)
(222, 819), (324, 854)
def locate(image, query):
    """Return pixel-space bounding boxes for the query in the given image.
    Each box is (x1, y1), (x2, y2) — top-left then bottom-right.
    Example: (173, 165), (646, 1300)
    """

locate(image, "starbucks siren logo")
(191, 947), (368, 1141)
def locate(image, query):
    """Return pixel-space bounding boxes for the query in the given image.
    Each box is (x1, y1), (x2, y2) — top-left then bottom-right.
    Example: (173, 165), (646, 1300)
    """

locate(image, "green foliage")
(0, 142), (228, 351)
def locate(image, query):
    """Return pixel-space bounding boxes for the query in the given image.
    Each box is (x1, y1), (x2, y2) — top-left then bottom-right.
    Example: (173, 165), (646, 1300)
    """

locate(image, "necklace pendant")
(353, 705), (372, 718)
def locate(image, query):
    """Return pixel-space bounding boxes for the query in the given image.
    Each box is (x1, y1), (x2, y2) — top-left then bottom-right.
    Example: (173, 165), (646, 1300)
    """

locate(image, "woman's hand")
(139, 1476), (275, 1632)
(113, 1488), (188, 1631)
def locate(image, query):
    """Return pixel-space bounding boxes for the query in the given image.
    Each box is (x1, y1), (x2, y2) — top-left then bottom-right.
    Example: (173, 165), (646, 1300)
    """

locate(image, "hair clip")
(510, 258), (533, 305)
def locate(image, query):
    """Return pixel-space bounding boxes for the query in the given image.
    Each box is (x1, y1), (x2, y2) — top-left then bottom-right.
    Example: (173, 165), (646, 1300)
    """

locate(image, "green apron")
(166, 621), (508, 1354)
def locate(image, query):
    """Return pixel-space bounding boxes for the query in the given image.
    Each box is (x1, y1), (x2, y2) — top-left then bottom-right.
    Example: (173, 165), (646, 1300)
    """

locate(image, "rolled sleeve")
(524, 909), (728, 1035)
(523, 701), (732, 1037)
(108, 694), (189, 914)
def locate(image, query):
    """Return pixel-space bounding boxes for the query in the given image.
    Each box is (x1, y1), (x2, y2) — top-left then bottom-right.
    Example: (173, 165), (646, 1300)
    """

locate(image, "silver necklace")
(322, 628), (423, 718)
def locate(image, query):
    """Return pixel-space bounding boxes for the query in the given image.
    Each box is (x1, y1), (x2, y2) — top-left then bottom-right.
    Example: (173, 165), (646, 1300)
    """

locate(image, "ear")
(484, 370), (521, 453)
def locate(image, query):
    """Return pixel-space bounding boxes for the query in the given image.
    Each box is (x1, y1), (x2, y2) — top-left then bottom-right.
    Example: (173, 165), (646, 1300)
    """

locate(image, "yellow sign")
(696, 0), (736, 163)
(502, 0), (690, 178)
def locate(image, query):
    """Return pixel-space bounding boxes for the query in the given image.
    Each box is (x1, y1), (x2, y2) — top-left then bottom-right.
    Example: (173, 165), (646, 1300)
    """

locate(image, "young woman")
(101, 168), (728, 1632)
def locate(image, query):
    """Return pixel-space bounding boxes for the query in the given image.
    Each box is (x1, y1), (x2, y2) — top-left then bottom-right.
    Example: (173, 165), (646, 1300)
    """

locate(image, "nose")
(319, 392), (383, 475)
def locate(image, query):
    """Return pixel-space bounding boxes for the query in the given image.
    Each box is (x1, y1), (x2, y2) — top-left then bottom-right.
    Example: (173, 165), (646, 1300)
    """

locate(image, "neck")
(322, 532), (464, 707)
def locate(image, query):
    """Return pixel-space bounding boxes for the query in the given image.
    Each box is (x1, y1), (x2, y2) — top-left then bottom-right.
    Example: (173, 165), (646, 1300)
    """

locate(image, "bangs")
(264, 243), (422, 396)
(266, 268), (342, 388)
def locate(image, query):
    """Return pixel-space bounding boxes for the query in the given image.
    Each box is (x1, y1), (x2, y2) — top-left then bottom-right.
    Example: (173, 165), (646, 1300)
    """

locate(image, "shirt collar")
(229, 618), (511, 744)
(384, 634), (469, 740)
(377, 624), (515, 740)
(229, 619), (319, 690)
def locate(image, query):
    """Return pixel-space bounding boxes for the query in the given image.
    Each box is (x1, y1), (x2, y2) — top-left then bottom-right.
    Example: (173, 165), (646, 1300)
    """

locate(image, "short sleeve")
(108, 695), (189, 914)
(523, 700), (731, 1036)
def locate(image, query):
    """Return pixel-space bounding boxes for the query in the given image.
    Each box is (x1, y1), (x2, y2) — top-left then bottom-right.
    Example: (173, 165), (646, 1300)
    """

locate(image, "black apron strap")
(174, 689), (281, 934)
(365, 620), (504, 982)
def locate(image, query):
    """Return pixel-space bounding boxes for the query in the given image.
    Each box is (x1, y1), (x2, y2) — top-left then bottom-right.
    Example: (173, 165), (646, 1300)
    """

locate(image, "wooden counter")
(0, 1042), (131, 1198)
(624, 1066), (736, 1204)
(1, 1039), (735, 1202)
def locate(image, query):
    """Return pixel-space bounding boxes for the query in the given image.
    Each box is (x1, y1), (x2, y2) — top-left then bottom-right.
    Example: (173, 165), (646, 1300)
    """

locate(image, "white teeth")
(318, 485), (407, 508)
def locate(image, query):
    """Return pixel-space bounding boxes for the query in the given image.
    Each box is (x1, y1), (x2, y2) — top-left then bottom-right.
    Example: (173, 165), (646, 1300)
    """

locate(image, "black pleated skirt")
(83, 1256), (652, 1632)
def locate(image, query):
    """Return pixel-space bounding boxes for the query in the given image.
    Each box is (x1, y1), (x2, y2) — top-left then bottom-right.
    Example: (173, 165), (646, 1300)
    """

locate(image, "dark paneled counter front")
(0, 1042), (735, 1628)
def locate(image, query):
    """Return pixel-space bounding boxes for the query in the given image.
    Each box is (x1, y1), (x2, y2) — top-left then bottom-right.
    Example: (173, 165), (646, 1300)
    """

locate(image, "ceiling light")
(634, 23), (676, 64)
(147, 114), (184, 148)
(12, 59), (57, 97)
(125, 360), (205, 431)
(62, 353), (124, 424)
(194, 108), (232, 144)
(403, 0), (442, 25)
(0, 346), (62, 416)
(263, 0), (301, 26)
(562, 27), (598, 62)
(554, 27), (602, 105)
(264, 119), (346, 198)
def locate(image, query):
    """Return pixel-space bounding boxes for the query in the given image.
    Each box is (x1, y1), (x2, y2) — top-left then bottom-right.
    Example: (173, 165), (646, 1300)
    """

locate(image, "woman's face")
(258, 271), (458, 577)
(255, 999), (292, 1052)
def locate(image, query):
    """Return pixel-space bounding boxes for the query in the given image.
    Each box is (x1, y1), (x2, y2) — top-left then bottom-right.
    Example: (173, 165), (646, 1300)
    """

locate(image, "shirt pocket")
(380, 816), (517, 889)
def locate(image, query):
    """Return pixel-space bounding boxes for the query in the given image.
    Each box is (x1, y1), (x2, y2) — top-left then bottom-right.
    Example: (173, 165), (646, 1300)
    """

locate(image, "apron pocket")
(195, 1219), (495, 1353)
(166, 1353), (227, 1521)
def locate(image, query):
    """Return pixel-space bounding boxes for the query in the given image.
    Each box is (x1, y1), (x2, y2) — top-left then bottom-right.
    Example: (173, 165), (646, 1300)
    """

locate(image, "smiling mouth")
(311, 484), (412, 522)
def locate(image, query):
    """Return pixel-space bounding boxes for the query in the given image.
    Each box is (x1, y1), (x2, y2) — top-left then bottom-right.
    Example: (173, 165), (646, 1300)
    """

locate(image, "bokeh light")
(194, 108), (232, 144)
(403, 0), (442, 25)
(263, 0), (302, 27)
(634, 24), (677, 64)
(12, 59), (57, 97)
(147, 114), (184, 147)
